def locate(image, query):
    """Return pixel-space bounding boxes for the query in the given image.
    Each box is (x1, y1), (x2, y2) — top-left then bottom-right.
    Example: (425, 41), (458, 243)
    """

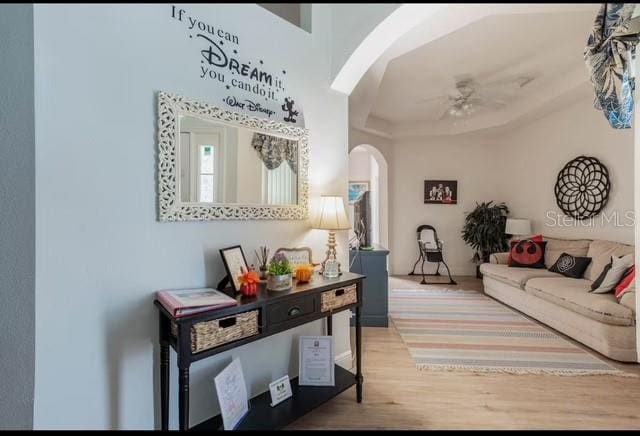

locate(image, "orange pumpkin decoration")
(295, 264), (314, 283)
(238, 268), (260, 297)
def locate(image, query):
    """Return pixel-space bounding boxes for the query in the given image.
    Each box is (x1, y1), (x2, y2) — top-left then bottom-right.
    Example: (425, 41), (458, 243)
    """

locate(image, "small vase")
(259, 266), (268, 280)
(266, 273), (292, 291)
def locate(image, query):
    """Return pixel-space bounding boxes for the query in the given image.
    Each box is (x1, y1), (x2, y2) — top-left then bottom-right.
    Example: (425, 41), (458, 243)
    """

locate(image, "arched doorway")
(348, 144), (389, 249)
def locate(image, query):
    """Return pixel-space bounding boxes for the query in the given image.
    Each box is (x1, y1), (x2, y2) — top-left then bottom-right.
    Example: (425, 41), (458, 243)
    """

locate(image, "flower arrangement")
(268, 252), (293, 276)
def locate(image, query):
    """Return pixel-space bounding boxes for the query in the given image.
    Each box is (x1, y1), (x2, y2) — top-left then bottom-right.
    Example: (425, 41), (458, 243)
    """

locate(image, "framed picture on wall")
(219, 245), (250, 293)
(424, 180), (458, 204)
(348, 181), (370, 204)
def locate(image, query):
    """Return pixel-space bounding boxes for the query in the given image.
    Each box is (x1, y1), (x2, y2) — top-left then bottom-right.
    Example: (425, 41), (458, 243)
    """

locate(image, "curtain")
(584, 3), (640, 129)
(251, 133), (298, 174)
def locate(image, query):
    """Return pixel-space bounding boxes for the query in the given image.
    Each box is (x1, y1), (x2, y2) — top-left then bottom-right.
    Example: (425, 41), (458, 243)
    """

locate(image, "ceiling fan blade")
(479, 75), (536, 89)
(471, 87), (517, 102)
(438, 105), (453, 120)
(468, 98), (507, 110)
(416, 95), (449, 105)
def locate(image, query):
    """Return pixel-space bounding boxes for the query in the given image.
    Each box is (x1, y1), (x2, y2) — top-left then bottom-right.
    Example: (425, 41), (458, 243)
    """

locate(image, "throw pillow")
(590, 254), (635, 294)
(508, 234), (543, 265)
(548, 252), (592, 278)
(614, 266), (636, 299)
(509, 239), (547, 269)
(590, 260), (612, 290)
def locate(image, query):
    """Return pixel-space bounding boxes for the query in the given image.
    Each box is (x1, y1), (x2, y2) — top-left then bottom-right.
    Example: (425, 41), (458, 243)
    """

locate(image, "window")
(263, 163), (297, 205)
(198, 144), (216, 203)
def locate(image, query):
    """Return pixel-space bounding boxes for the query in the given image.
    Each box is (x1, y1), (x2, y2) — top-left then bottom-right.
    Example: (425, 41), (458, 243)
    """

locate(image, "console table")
(154, 272), (365, 430)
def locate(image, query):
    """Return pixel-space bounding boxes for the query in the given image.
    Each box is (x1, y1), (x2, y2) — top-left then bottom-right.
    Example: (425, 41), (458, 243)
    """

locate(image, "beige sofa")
(480, 237), (637, 362)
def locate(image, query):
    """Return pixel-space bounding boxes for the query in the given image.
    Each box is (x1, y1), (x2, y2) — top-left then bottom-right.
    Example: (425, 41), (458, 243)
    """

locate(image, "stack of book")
(156, 288), (238, 318)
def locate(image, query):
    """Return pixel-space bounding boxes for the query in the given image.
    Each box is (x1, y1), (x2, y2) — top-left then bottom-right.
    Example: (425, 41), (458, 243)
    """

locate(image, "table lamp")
(311, 196), (351, 278)
(505, 218), (531, 237)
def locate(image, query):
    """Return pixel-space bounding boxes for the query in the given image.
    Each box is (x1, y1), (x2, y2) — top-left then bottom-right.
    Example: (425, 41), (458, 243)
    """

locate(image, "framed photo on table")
(274, 246), (317, 266)
(220, 245), (249, 293)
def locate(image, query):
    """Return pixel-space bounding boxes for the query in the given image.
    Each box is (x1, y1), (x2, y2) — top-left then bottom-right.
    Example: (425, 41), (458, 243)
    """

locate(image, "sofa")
(479, 237), (637, 362)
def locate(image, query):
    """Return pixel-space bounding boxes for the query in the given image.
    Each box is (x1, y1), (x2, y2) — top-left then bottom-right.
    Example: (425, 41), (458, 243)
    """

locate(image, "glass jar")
(266, 273), (292, 291)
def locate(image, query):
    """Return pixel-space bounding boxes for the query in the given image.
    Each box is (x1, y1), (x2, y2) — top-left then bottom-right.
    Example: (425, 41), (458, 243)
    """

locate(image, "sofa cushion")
(543, 237), (591, 269)
(616, 273), (635, 299)
(584, 240), (635, 281)
(479, 263), (561, 289)
(619, 291), (636, 317)
(590, 254), (634, 294)
(525, 277), (634, 326)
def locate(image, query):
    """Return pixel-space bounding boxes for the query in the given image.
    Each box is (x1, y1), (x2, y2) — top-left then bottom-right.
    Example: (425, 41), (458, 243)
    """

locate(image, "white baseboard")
(335, 350), (353, 370)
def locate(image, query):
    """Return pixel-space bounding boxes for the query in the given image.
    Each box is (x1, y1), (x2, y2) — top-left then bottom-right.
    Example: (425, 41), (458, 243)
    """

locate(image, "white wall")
(495, 97), (635, 245)
(235, 128), (263, 204)
(389, 136), (500, 275)
(33, 4), (351, 430)
(348, 148), (372, 181)
(387, 96), (634, 277)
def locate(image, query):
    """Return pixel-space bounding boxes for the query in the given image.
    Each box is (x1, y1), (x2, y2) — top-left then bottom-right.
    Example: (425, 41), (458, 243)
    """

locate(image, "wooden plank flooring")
(287, 276), (640, 430)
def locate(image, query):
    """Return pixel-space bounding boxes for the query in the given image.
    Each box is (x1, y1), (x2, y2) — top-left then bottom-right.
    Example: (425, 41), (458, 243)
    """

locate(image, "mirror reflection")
(178, 114), (299, 205)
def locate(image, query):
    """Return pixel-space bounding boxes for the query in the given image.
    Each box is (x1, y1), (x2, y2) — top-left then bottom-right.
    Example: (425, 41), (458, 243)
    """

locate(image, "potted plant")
(461, 201), (510, 278)
(266, 252), (293, 291)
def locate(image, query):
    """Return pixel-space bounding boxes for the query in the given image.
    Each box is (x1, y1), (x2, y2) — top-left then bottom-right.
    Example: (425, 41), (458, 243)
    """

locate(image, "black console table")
(155, 272), (365, 430)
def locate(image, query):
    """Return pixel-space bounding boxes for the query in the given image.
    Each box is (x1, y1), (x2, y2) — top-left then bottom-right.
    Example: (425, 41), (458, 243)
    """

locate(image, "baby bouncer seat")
(408, 224), (456, 285)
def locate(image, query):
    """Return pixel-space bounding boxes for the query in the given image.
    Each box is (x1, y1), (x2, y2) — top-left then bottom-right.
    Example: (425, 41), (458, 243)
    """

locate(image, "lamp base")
(320, 230), (342, 277)
(322, 258), (340, 278)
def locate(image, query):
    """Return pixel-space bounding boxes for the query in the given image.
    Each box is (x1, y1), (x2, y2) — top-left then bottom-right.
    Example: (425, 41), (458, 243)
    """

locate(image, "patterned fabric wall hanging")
(584, 3), (640, 129)
(554, 155), (610, 220)
(251, 133), (298, 174)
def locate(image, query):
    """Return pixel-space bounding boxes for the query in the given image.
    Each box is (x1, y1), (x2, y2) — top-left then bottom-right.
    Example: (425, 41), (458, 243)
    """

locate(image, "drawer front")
(267, 295), (316, 327)
(321, 284), (358, 312)
(188, 310), (260, 354)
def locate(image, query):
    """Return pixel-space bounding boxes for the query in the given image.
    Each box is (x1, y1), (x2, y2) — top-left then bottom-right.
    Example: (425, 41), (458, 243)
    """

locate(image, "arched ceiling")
(346, 3), (599, 138)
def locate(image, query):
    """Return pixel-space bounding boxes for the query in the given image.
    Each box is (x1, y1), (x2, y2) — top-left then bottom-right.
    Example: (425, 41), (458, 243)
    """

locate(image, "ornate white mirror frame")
(157, 91), (309, 221)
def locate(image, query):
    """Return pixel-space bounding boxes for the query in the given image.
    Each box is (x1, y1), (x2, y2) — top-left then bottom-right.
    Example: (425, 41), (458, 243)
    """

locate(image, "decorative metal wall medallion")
(554, 155), (610, 220)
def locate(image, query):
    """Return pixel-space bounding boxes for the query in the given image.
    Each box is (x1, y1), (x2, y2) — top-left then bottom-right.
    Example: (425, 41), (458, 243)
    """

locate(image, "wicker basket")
(321, 284), (358, 312)
(179, 310), (259, 354)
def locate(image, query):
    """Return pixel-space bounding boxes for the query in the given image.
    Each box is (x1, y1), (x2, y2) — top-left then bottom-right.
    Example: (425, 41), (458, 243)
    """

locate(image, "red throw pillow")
(509, 239), (547, 268)
(508, 234), (543, 266)
(614, 265), (635, 299)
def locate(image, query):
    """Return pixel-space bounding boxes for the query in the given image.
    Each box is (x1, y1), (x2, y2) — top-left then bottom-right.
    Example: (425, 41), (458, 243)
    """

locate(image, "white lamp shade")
(311, 196), (351, 230)
(505, 218), (531, 236)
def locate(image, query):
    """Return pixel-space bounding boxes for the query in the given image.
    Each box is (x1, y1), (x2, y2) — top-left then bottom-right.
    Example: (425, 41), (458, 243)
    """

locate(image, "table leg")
(355, 305), (363, 403)
(179, 366), (190, 431)
(326, 315), (332, 336)
(160, 342), (170, 431)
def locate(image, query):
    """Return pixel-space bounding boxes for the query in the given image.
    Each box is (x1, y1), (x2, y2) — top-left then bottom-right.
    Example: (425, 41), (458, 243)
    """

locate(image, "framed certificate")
(298, 336), (335, 386)
(214, 358), (249, 430)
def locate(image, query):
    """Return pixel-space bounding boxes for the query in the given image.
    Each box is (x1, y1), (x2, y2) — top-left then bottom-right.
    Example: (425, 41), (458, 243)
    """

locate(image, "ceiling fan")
(417, 75), (537, 119)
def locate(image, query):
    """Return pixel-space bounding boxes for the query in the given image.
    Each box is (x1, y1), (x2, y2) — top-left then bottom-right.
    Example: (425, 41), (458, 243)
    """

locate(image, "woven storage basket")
(188, 310), (259, 353)
(321, 284), (357, 312)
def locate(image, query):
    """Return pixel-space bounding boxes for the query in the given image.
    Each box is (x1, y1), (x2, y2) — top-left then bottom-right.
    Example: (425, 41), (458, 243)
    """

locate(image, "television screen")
(353, 190), (372, 248)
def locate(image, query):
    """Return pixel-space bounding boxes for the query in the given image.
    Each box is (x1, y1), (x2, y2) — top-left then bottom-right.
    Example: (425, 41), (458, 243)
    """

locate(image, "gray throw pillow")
(590, 254), (635, 294)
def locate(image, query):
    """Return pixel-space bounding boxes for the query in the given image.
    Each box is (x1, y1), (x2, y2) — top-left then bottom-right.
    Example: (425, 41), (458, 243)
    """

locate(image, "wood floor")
(287, 276), (640, 430)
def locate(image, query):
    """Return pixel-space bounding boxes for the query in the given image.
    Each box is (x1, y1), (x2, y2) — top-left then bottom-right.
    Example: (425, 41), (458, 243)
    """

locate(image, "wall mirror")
(157, 91), (309, 220)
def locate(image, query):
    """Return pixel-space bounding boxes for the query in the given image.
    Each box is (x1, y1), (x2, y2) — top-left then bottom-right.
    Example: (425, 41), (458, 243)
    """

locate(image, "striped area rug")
(389, 288), (630, 376)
